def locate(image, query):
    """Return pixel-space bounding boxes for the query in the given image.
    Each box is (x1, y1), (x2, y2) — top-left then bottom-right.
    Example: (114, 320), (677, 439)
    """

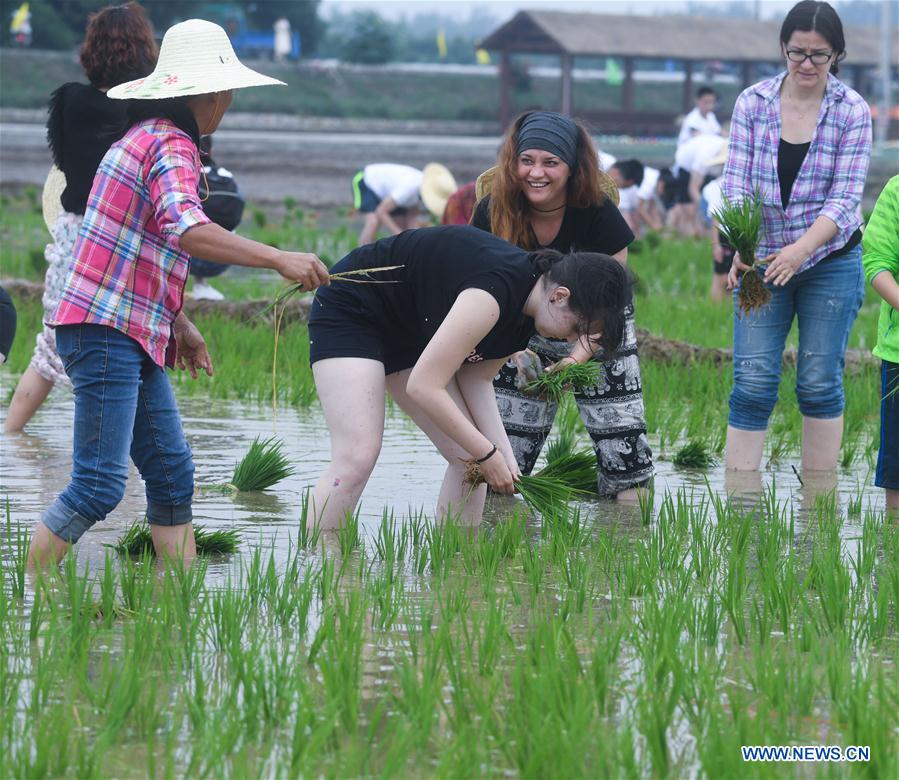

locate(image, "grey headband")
(516, 111), (578, 169)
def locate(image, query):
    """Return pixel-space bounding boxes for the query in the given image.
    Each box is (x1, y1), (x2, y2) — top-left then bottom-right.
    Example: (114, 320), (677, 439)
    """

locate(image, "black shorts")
(308, 290), (419, 375)
(714, 233), (735, 275)
(351, 172), (409, 216)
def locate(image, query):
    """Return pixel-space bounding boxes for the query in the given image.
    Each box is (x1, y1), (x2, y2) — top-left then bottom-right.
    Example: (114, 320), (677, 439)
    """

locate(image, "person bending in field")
(307, 225), (632, 528)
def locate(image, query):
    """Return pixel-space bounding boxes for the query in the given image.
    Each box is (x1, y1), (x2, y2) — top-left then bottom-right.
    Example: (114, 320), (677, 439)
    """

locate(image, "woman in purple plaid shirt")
(722, 0), (872, 473)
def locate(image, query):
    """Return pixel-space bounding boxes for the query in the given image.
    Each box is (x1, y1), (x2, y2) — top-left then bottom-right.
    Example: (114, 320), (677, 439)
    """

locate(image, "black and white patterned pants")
(494, 304), (654, 495)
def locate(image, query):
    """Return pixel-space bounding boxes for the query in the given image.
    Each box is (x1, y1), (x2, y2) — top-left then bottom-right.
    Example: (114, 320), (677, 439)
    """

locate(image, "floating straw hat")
(107, 19), (285, 100)
(475, 164), (620, 206)
(420, 163), (457, 220)
(41, 165), (66, 235)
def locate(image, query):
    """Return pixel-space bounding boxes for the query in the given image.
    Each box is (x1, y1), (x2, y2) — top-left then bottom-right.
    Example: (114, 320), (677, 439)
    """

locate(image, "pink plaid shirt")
(722, 72), (872, 273)
(51, 119), (211, 367)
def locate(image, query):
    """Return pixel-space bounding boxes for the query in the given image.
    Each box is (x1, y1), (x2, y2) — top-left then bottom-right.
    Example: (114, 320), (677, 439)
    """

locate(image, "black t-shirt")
(315, 225), (540, 363)
(46, 83), (128, 215)
(471, 195), (634, 255)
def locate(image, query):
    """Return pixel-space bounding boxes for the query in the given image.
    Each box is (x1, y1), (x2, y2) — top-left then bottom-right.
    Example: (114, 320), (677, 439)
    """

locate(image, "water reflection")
(0, 392), (884, 581)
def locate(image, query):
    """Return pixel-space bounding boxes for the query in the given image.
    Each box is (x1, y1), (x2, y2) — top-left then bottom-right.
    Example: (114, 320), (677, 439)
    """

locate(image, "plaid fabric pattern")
(51, 119), (210, 367)
(722, 72), (872, 273)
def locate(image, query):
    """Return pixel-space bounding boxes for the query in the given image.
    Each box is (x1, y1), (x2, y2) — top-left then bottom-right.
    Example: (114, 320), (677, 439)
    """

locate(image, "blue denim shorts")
(876, 360), (899, 491)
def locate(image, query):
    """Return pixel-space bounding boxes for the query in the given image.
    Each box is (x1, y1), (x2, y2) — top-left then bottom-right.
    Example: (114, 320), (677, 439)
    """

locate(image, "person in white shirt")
(676, 86), (721, 148)
(670, 124), (728, 235)
(609, 159), (663, 233)
(701, 175), (735, 301)
(352, 162), (455, 245)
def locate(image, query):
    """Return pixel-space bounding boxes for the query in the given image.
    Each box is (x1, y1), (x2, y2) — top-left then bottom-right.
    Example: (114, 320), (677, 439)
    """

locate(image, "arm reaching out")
(406, 288), (517, 493)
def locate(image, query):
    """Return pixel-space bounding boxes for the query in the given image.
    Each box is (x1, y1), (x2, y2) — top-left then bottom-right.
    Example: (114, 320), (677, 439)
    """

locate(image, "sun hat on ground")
(420, 163), (457, 220)
(474, 164), (620, 206)
(107, 19), (285, 100)
(42, 165), (66, 235)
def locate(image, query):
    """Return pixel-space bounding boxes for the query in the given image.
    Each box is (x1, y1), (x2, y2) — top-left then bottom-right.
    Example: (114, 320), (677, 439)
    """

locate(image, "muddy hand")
(726, 252), (751, 291)
(513, 349), (543, 392)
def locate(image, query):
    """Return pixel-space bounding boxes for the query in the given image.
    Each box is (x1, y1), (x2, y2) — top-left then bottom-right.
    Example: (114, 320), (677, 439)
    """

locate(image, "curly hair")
(80, 3), (157, 89)
(488, 111), (616, 251)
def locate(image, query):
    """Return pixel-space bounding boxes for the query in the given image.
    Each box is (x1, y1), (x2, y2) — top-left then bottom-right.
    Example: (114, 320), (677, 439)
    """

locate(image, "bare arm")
(180, 222), (330, 290)
(374, 195), (406, 236)
(872, 271), (899, 311)
(406, 288), (516, 492)
(455, 358), (520, 478)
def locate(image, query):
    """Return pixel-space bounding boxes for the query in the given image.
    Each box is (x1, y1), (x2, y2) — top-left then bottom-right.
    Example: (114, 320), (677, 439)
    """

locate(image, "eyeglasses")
(785, 48), (834, 65)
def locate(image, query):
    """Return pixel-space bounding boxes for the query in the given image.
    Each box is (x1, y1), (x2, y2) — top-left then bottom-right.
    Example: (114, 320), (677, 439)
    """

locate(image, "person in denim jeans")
(722, 1), (871, 472)
(29, 20), (330, 568)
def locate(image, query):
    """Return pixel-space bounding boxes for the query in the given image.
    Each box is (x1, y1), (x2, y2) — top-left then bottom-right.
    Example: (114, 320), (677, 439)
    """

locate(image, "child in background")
(861, 175), (899, 517)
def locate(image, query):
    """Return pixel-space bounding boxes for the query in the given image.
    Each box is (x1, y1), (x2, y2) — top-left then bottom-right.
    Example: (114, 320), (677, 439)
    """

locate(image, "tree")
(338, 11), (396, 65)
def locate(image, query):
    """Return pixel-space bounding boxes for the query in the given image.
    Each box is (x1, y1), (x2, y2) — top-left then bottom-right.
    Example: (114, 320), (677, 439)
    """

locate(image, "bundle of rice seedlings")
(714, 192), (769, 314)
(535, 450), (598, 494)
(266, 265), (405, 311)
(525, 362), (600, 403)
(109, 523), (241, 556)
(229, 436), (295, 492)
(463, 460), (585, 515)
(672, 440), (717, 470)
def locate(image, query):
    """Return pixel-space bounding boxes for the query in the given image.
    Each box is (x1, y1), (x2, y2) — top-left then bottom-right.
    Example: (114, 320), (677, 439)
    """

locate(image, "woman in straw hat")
(28, 19), (330, 567)
(307, 225), (632, 528)
(471, 111), (653, 501)
(5, 2), (158, 433)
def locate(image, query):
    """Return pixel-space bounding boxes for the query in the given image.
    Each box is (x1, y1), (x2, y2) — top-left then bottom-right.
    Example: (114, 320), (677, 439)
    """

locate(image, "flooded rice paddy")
(1, 392), (896, 777)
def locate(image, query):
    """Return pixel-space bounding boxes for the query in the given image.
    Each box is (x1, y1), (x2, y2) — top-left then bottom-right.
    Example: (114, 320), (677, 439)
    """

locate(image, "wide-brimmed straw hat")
(42, 165), (66, 235)
(474, 164), (620, 206)
(420, 163), (457, 220)
(704, 142), (729, 168)
(107, 19), (285, 100)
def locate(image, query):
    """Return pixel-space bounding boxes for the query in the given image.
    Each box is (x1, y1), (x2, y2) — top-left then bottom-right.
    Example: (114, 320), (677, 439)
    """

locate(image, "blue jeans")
(43, 324), (194, 543)
(729, 244), (865, 431)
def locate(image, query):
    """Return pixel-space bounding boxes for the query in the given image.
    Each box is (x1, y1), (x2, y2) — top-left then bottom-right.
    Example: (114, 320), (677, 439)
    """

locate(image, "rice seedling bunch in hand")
(109, 523), (241, 556)
(525, 362), (600, 403)
(714, 192), (770, 314)
(229, 436), (295, 492)
(463, 460), (585, 515)
(535, 450), (598, 494)
(266, 264), (405, 311)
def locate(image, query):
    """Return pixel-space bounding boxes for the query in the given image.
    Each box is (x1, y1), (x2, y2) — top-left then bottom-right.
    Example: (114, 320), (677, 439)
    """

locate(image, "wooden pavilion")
(478, 10), (898, 135)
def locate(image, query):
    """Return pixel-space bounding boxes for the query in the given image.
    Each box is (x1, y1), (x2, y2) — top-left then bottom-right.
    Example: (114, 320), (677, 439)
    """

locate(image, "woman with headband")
(472, 111), (653, 500)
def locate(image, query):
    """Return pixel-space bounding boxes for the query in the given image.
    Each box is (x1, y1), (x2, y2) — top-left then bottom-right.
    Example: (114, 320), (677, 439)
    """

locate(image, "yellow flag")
(10, 3), (29, 32)
(436, 29), (447, 59)
(476, 48), (491, 65)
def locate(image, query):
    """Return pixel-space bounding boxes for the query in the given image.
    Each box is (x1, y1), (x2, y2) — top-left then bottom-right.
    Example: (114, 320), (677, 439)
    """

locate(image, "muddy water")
(0, 391), (884, 579)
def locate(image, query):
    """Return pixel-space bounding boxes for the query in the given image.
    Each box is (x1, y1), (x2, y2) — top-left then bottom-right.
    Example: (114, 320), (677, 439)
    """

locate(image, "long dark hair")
(532, 249), (633, 354)
(124, 97), (201, 147)
(780, 1), (846, 74)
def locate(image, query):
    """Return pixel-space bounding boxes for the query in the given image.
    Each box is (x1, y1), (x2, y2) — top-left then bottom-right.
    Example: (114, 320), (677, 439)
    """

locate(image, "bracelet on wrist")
(475, 444), (498, 464)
